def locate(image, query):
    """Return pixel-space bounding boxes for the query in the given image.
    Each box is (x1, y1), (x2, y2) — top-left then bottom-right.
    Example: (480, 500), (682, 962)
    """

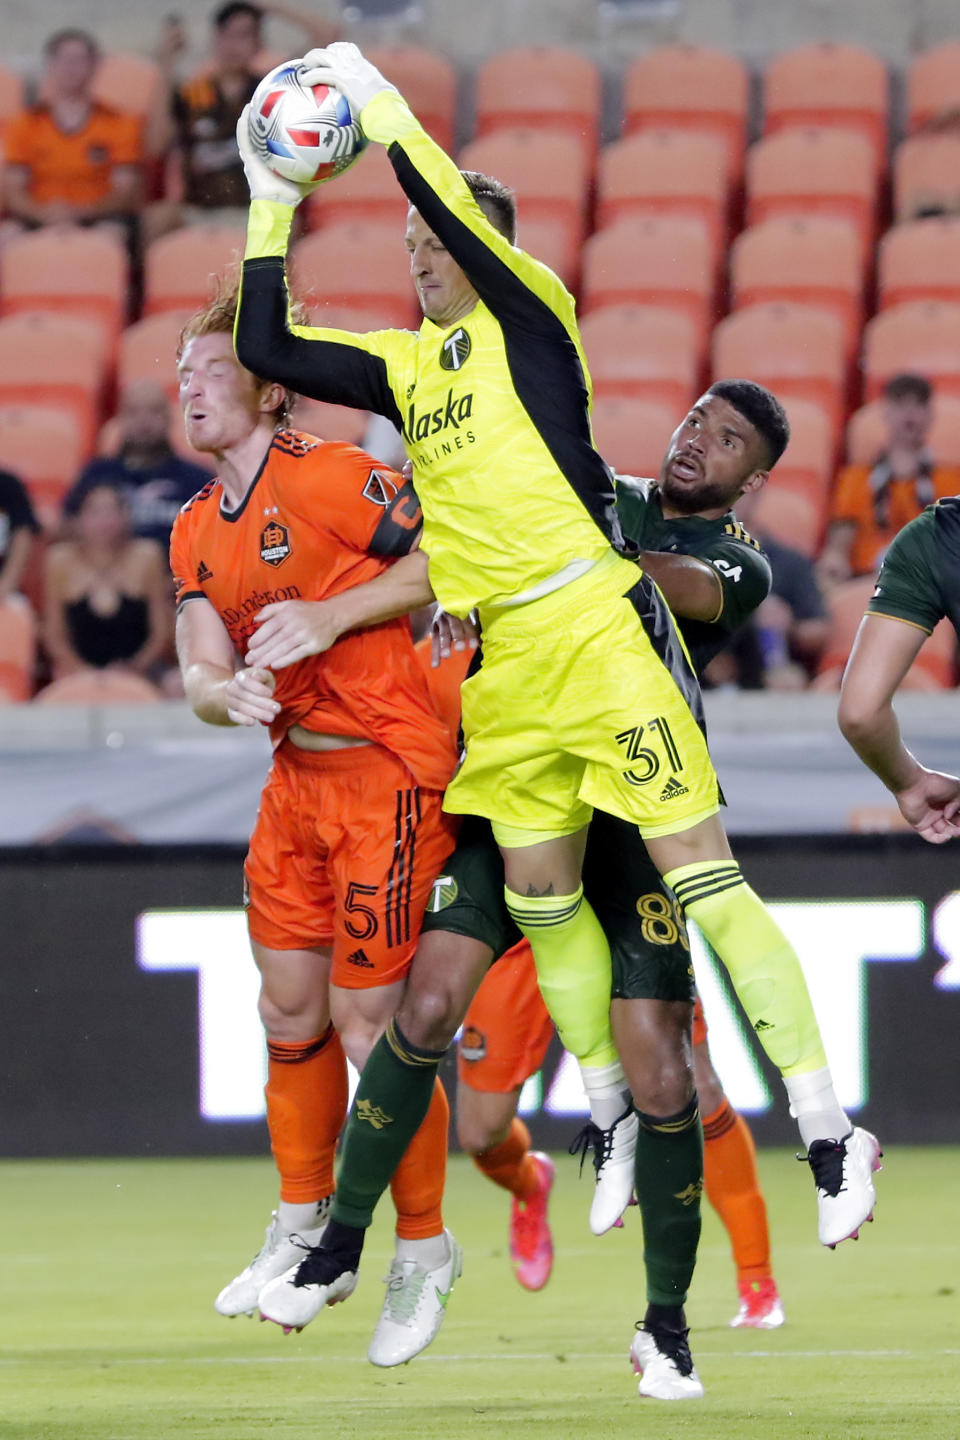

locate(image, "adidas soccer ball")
(247, 61), (367, 186)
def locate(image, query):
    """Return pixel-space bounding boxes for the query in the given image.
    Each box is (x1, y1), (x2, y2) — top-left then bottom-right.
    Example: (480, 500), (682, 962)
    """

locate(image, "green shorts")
(421, 812), (695, 1004)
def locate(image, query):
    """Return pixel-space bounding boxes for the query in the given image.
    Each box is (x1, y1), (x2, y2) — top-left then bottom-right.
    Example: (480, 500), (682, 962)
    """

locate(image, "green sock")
(634, 1097), (703, 1307)
(331, 1019), (444, 1231)
(504, 884), (619, 1067)
(665, 861), (828, 1076)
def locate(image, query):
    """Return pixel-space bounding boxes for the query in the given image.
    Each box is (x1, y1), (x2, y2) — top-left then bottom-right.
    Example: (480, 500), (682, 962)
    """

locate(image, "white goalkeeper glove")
(300, 41), (398, 117)
(235, 105), (315, 208)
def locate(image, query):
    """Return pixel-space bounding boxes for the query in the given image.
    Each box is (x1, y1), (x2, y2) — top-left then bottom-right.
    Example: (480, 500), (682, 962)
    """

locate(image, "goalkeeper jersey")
(236, 90), (621, 620)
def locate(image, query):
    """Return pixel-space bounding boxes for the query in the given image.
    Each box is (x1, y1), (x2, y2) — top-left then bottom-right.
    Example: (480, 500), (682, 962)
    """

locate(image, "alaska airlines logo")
(439, 327), (471, 371)
(403, 388), (474, 443)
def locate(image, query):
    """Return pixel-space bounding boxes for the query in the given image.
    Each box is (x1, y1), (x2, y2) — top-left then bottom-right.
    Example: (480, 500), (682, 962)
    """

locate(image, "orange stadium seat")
(862, 301), (960, 402)
(0, 313), (108, 455)
(815, 576), (956, 689)
(291, 223), (418, 328)
(746, 127), (879, 256)
(775, 398), (835, 502)
(458, 129), (591, 242)
(846, 393), (960, 468)
(143, 226), (245, 317)
(893, 134), (960, 223)
(305, 145), (409, 230)
(580, 218), (715, 331)
(0, 227), (129, 340)
(514, 216), (581, 290)
(596, 129), (729, 262)
(878, 217), (960, 309)
(91, 51), (164, 120)
(622, 45), (749, 182)
(0, 404), (85, 528)
(35, 671), (163, 705)
(474, 47), (602, 157)
(750, 485), (824, 558)
(366, 46), (457, 153)
(590, 395), (677, 478)
(762, 43), (889, 164)
(118, 312), (192, 407)
(290, 396), (369, 446)
(906, 40), (960, 136)
(730, 216), (864, 356)
(712, 302), (847, 437)
(0, 597), (37, 702)
(0, 63), (23, 136)
(580, 305), (700, 411)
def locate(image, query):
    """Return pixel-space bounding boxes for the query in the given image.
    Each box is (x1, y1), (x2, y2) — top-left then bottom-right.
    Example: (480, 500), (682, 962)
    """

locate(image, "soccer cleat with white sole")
(257, 1245), (358, 1333)
(569, 1105), (638, 1235)
(367, 1229), (462, 1367)
(804, 1126), (882, 1248)
(214, 1211), (328, 1318)
(630, 1321), (704, 1400)
(730, 1276), (785, 1329)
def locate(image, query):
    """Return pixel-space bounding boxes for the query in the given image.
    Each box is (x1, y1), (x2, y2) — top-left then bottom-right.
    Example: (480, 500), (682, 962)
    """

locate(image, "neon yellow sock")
(504, 884), (618, 1068)
(665, 861), (828, 1077)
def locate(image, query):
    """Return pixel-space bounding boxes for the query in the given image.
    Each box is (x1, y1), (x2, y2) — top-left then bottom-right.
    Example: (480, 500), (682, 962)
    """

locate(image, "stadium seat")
(474, 47), (602, 158)
(514, 216), (581, 290)
(893, 134), (960, 223)
(846, 393), (960, 468)
(118, 311), (192, 407)
(291, 396), (369, 446)
(590, 396), (677, 479)
(0, 404), (85, 528)
(458, 129), (591, 242)
(730, 216), (864, 356)
(0, 596), (37, 703)
(579, 305), (700, 411)
(746, 127), (879, 257)
(305, 299), (416, 332)
(621, 45), (749, 182)
(750, 485), (824, 558)
(305, 145), (410, 230)
(596, 129), (729, 263)
(762, 43), (889, 165)
(143, 226), (246, 317)
(580, 218), (715, 332)
(711, 302), (847, 438)
(0, 62), (23, 135)
(34, 670), (163, 705)
(906, 40), (960, 136)
(775, 398), (835, 502)
(878, 216), (960, 310)
(0, 227), (129, 340)
(91, 51), (164, 120)
(815, 576), (956, 688)
(366, 45), (457, 153)
(0, 313), (108, 455)
(291, 223), (418, 328)
(862, 301), (960, 402)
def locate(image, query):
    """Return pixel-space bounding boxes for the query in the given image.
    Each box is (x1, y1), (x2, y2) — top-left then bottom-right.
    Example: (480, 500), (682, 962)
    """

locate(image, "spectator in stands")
(735, 489), (830, 689)
(819, 374), (960, 588)
(145, 1), (338, 239)
(0, 29), (143, 240)
(43, 482), (172, 682)
(63, 380), (213, 552)
(0, 469), (40, 603)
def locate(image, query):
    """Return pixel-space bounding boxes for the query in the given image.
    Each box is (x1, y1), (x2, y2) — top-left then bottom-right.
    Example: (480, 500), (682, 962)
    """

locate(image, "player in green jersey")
(234, 45), (880, 1352)
(839, 498), (960, 840)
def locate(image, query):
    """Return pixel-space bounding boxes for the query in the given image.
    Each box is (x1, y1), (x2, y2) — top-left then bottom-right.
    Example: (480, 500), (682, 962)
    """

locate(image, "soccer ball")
(247, 61), (367, 186)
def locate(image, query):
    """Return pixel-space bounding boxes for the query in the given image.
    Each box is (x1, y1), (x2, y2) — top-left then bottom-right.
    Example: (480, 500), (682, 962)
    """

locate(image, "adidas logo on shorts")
(345, 947), (375, 968)
(659, 775), (690, 802)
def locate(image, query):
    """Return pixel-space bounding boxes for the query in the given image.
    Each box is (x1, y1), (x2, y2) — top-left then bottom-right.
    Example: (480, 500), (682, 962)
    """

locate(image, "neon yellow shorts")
(442, 550), (722, 839)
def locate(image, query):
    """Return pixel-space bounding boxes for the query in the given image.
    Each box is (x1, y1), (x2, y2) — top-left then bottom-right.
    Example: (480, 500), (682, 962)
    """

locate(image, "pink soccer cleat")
(509, 1152), (555, 1291)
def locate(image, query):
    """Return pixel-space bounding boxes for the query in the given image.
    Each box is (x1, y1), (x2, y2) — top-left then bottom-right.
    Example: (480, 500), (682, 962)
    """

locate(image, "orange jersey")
(171, 428), (456, 790)
(414, 635), (472, 750)
(4, 102), (141, 207)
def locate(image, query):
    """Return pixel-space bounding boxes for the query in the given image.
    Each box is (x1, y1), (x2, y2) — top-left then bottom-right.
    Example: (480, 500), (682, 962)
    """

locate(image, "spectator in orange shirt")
(1, 29), (143, 237)
(819, 374), (960, 586)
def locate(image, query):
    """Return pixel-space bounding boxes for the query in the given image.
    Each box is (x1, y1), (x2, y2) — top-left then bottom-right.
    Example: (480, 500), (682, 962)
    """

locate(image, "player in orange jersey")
(169, 279), (462, 1362)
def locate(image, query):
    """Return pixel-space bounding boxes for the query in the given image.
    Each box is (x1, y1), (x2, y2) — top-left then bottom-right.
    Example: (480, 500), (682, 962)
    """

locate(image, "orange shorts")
(692, 992), (707, 1048)
(458, 939), (554, 1093)
(245, 739), (456, 988)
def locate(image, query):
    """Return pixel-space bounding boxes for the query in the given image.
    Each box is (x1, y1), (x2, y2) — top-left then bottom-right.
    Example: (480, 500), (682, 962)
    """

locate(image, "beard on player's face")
(658, 466), (747, 515)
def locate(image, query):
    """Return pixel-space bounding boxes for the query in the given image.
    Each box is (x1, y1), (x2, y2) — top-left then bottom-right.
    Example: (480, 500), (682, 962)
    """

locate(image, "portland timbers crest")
(439, 327), (471, 371)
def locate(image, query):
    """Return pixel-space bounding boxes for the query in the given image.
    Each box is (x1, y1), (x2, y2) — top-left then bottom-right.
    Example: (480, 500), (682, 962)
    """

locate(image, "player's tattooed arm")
(636, 550), (724, 623)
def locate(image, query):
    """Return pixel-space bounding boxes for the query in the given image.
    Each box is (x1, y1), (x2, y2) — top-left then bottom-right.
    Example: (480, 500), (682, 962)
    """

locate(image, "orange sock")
(703, 1098), (772, 1284)
(390, 1077), (450, 1240)
(473, 1117), (541, 1202)
(266, 1025), (348, 1203)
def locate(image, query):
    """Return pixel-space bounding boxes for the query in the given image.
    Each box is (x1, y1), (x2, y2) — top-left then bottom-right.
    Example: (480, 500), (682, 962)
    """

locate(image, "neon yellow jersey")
(236, 92), (622, 619)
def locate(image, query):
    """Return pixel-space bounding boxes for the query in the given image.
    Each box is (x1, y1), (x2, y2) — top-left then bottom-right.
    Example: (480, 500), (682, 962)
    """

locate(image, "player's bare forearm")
(181, 658), (238, 726)
(838, 613), (927, 795)
(636, 550), (723, 623)
(331, 549), (434, 630)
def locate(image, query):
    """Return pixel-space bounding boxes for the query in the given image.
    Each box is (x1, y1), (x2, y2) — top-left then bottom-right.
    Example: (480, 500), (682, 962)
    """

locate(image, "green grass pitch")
(3, 1147), (959, 1439)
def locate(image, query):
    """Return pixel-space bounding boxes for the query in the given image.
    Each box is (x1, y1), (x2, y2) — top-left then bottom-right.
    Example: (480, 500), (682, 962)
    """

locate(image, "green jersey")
(868, 497), (960, 636)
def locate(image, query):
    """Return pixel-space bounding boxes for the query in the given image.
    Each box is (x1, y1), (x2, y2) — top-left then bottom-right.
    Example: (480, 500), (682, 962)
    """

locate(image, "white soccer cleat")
(569, 1106), (639, 1235)
(630, 1323), (704, 1401)
(367, 1229), (462, 1368)
(805, 1127), (882, 1249)
(214, 1211), (328, 1318)
(730, 1276), (785, 1329)
(257, 1247), (358, 1333)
